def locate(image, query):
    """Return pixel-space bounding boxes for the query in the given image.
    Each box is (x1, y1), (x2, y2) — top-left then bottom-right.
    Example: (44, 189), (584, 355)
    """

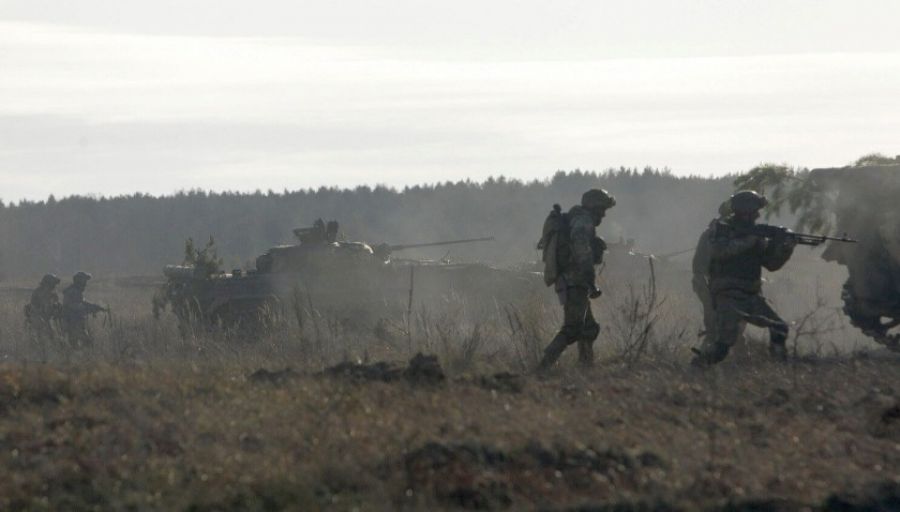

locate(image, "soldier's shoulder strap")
(709, 219), (733, 240)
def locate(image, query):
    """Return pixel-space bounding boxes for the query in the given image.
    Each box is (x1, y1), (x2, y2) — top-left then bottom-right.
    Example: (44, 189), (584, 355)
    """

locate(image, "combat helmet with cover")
(730, 190), (767, 214)
(581, 188), (617, 211)
(73, 271), (92, 284)
(40, 273), (61, 287)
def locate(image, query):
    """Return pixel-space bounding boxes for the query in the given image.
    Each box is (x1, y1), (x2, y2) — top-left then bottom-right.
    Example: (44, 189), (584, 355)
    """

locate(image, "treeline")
(0, 168), (734, 280)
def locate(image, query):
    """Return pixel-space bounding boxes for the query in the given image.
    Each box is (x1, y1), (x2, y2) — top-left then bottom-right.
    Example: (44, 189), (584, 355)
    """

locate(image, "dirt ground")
(0, 269), (897, 511)
(0, 351), (897, 511)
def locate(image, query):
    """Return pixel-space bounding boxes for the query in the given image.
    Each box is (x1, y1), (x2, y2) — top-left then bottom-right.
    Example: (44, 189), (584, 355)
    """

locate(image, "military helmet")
(718, 199), (733, 217)
(581, 188), (616, 210)
(73, 271), (92, 283)
(40, 273), (61, 286)
(730, 190), (768, 214)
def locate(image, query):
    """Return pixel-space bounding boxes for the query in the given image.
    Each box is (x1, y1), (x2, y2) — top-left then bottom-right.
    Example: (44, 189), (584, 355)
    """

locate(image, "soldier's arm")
(762, 238), (796, 271)
(569, 216), (596, 287)
(591, 236), (606, 265)
(85, 301), (106, 313)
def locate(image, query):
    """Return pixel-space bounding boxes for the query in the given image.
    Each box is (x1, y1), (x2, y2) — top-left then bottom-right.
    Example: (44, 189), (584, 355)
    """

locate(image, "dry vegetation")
(0, 270), (897, 511)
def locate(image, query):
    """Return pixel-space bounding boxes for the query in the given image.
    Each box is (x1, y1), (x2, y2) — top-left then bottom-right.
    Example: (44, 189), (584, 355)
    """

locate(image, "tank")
(807, 163), (900, 351)
(153, 219), (543, 333)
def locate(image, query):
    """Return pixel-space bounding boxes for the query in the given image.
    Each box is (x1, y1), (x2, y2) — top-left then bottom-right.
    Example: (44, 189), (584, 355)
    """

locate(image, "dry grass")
(0, 354), (897, 511)
(0, 274), (897, 511)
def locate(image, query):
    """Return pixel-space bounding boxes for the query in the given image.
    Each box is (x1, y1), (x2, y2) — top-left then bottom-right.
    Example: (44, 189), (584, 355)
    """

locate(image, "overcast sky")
(1, 0), (899, 201)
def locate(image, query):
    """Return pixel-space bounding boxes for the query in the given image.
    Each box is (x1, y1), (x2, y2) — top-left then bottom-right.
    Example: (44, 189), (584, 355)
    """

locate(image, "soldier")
(25, 273), (61, 339)
(692, 190), (796, 366)
(62, 272), (106, 347)
(538, 188), (616, 371)
(691, 200), (732, 343)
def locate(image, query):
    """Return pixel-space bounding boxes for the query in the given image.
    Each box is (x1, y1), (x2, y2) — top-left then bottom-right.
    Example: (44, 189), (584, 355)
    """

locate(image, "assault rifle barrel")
(752, 224), (857, 246)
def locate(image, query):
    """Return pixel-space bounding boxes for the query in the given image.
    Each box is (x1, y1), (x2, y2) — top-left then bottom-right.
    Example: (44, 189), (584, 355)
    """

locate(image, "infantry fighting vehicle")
(153, 220), (543, 332)
(737, 159), (900, 351)
(810, 163), (900, 351)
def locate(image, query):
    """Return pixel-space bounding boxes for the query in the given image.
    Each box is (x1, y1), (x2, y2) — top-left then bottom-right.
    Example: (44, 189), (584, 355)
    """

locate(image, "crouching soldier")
(692, 190), (796, 366)
(537, 188), (616, 372)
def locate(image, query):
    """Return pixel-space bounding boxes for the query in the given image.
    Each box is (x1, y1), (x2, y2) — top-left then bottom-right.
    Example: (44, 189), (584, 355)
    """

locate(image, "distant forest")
(0, 169), (735, 280)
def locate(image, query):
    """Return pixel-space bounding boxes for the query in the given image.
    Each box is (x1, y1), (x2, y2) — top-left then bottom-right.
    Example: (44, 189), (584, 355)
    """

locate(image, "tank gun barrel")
(389, 236), (495, 252)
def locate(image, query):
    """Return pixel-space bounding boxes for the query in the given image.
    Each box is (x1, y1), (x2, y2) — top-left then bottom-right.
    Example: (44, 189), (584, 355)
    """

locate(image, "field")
(0, 262), (898, 511)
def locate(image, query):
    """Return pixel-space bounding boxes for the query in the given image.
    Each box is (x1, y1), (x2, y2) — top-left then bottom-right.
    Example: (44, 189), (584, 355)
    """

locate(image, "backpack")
(537, 204), (570, 286)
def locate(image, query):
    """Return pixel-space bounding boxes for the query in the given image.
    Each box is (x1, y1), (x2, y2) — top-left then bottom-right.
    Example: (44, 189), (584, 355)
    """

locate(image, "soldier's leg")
(539, 286), (590, 371)
(744, 296), (789, 360)
(694, 294), (745, 365)
(66, 320), (89, 348)
(577, 302), (599, 367)
(80, 327), (94, 347)
(692, 275), (716, 339)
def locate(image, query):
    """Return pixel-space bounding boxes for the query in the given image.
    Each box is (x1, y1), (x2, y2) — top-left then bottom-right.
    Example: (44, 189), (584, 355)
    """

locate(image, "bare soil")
(0, 353), (897, 511)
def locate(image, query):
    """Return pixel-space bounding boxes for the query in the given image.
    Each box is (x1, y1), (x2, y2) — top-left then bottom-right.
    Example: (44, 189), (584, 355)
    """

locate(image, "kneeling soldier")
(693, 190), (796, 366)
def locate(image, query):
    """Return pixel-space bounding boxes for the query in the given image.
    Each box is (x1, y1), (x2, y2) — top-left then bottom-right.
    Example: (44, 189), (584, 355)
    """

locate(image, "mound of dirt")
(321, 361), (402, 383)
(321, 353), (446, 386)
(474, 372), (525, 394)
(403, 354), (446, 386)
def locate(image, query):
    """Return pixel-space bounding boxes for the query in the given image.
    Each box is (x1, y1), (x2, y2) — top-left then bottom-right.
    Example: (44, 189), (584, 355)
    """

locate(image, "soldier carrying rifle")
(692, 190), (856, 366)
(62, 271), (108, 347)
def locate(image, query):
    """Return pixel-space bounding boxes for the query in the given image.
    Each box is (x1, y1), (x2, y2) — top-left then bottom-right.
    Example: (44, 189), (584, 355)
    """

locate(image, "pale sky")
(1, 0), (899, 201)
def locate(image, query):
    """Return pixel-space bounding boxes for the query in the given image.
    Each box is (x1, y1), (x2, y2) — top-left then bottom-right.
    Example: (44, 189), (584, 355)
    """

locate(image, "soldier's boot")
(769, 343), (787, 361)
(768, 324), (789, 362)
(537, 334), (569, 373)
(690, 343), (729, 368)
(577, 340), (594, 368)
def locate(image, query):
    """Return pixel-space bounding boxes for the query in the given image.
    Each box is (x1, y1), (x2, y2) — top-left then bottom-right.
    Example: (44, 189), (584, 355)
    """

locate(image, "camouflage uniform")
(691, 201), (732, 341)
(692, 221), (716, 340)
(538, 189), (615, 371)
(694, 192), (796, 365)
(25, 274), (61, 340)
(62, 272), (103, 347)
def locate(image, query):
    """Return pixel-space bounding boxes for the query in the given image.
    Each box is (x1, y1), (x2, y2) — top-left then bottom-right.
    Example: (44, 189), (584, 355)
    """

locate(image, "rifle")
(85, 302), (110, 316)
(748, 224), (857, 247)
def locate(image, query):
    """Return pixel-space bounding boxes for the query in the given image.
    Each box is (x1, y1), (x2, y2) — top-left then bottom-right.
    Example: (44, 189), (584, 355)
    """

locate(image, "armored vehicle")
(737, 159), (900, 351)
(153, 220), (543, 332)
(809, 163), (900, 350)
